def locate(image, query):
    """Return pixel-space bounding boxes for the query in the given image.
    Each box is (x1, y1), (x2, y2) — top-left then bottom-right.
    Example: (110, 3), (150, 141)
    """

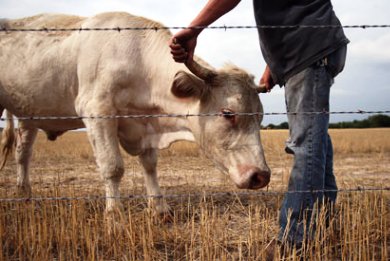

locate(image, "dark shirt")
(253, 0), (349, 85)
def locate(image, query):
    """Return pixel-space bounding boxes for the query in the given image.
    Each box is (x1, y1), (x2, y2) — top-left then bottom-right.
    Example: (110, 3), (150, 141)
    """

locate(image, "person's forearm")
(188, 0), (241, 34)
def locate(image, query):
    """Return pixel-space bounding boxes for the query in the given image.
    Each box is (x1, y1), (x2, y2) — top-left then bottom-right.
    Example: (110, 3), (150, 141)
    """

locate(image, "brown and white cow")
(0, 12), (270, 213)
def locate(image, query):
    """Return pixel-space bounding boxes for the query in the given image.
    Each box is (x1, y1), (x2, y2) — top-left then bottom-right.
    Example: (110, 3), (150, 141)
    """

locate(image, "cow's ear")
(171, 71), (208, 99)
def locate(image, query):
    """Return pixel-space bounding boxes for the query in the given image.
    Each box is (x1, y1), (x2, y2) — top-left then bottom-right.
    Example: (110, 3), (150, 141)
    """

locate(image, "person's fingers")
(170, 47), (186, 58)
(257, 83), (267, 93)
(172, 52), (188, 63)
(259, 79), (274, 93)
(169, 41), (188, 62)
(170, 35), (197, 63)
(174, 58), (187, 63)
(169, 42), (182, 50)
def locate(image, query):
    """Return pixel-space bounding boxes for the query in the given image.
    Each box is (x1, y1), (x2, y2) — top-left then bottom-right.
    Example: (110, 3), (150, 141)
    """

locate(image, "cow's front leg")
(139, 149), (170, 215)
(15, 127), (38, 197)
(83, 118), (124, 213)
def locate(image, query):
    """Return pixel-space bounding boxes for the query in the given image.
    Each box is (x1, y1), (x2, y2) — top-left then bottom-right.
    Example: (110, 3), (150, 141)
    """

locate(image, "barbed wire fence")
(0, 187), (389, 203)
(0, 109), (388, 203)
(1, 110), (390, 122)
(2, 24), (390, 32)
(0, 23), (389, 203)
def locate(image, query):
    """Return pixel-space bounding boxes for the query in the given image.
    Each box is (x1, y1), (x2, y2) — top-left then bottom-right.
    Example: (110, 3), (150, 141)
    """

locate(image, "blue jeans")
(278, 61), (338, 245)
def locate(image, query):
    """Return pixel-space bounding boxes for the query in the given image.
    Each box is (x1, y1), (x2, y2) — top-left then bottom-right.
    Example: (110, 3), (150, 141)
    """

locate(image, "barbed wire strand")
(1, 110), (389, 121)
(0, 187), (388, 203)
(2, 24), (390, 33)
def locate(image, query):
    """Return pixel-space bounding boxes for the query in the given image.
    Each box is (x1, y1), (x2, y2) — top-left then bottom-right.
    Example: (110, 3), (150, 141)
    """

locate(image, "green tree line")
(264, 114), (390, 129)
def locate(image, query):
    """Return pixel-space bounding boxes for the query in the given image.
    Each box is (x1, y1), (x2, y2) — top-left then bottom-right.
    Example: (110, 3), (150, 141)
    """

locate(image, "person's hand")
(168, 0), (240, 63)
(259, 65), (275, 93)
(169, 28), (200, 63)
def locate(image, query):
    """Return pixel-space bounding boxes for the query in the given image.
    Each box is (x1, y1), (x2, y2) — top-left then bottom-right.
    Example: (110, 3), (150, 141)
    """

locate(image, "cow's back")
(4, 14), (84, 31)
(0, 12), (176, 131)
(0, 14), (87, 122)
(74, 13), (180, 117)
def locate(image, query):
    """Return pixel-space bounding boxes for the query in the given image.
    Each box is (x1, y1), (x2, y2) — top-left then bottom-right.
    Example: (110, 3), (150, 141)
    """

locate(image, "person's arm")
(170, 0), (241, 63)
(259, 65), (275, 92)
(187, 0), (241, 32)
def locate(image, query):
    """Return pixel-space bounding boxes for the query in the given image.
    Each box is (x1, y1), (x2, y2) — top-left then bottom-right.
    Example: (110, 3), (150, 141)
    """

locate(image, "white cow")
(0, 12), (270, 213)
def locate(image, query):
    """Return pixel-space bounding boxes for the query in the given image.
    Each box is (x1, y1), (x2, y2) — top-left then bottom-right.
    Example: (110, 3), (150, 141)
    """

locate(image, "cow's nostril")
(249, 170), (270, 189)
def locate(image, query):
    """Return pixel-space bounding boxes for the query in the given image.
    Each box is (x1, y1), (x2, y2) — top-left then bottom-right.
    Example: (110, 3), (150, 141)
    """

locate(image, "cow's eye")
(221, 108), (236, 120)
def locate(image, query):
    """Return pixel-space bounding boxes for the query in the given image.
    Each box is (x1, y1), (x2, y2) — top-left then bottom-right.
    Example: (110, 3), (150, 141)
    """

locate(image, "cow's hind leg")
(15, 127), (38, 197)
(83, 118), (124, 213)
(139, 149), (171, 217)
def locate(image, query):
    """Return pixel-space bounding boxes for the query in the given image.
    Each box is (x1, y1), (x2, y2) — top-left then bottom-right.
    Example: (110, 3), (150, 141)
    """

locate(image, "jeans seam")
(307, 67), (319, 196)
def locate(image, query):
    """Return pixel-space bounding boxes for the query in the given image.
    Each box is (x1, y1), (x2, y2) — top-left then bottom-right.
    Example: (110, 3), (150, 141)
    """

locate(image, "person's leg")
(278, 61), (334, 246)
(324, 134), (337, 201)
(324, 134), (338, 228)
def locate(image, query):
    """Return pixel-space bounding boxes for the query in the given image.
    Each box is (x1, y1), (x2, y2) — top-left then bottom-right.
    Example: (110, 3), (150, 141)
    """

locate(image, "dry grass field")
(0, 128), (389, 260)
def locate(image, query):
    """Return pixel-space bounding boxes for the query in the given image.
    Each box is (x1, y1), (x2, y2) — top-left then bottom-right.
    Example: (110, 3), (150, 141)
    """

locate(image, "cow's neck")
(118, 115), (196, 155)
(142, 105), (198, 150)
(141, 121), (196, 150)
(125, 42), (205, 151)
(118, 78), (200, 153)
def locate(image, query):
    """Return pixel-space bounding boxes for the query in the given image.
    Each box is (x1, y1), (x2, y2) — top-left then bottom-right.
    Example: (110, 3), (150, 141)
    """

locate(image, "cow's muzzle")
(235, 166), (271, 190)
(248, 169), (271, 189)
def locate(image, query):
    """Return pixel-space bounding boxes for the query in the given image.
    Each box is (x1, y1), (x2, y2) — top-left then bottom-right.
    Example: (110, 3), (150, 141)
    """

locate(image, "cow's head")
(171, 59), (270, 190)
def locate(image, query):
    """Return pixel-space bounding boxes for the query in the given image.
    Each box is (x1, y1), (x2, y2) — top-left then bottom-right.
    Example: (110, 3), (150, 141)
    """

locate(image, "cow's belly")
(29, 119), (85, 132)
